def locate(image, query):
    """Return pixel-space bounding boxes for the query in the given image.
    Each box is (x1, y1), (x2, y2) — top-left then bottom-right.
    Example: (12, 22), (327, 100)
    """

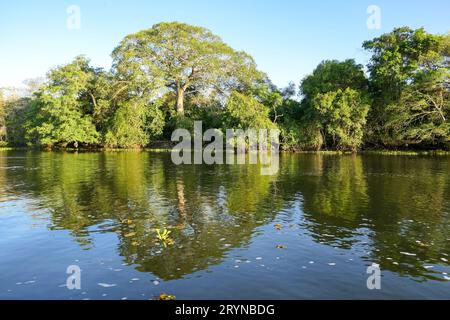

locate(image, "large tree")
(301, 59), (368, 100)
(299, 59), (370, 150)
(112, 22), (265, 114)
(363, 27), (450, 147)
(26, 56), (100, 148)
(311, 88), (370, 151)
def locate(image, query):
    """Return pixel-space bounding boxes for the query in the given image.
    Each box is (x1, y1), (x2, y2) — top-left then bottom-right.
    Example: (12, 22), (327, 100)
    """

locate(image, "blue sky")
(0, 0), (448, 88)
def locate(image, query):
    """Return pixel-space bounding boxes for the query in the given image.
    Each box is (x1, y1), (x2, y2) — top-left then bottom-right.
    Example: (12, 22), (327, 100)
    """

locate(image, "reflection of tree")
(4, 151), (282, 280)
(363, 156), (450, 280)
(281, 154), (369, 249)
(0, 153), (5, 198)
(121, 161), (284, 280)
(3, 151), (450, 281)
(278, 154), (450, 278)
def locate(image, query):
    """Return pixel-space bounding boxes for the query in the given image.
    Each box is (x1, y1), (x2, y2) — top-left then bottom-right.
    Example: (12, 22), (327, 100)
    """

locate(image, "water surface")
(0, 151), (449, 299)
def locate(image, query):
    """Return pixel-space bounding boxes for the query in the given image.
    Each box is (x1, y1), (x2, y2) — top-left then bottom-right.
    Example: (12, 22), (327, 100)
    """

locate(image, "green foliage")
(112, 22), (265, 114)
(189, 104), (224, 130)
(1, 24), (448, 151)
(253, 83), (284, 124)
(25, 56), (100, 148)
(363, 27), (449, 148)
(298, 60), (370, 151)
(104, 99), (150, 148)
(312, 88), (370, 150)
(279, 119), (323, 151)
(3, 97), (31, 146)
(384, 72), (450, 146)
(223, 91), (277, 131)
(301, 59), (368, 100)
(0, 90), (5, 143)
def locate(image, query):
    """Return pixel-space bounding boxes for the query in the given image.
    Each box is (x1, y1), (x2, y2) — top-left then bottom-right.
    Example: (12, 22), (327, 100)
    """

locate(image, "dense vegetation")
(0, 23), (448, 151)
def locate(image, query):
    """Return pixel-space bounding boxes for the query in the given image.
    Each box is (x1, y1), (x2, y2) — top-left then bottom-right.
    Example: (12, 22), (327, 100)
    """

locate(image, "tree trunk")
(175, 88), (185, 114)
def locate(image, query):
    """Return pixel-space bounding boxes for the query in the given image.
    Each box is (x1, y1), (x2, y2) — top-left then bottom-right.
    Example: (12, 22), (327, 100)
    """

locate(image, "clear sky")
(0, 0), (448, 89)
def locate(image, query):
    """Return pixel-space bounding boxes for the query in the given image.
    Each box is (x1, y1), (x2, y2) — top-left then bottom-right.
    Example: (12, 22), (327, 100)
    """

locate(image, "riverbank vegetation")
(0, 23), (448, 151)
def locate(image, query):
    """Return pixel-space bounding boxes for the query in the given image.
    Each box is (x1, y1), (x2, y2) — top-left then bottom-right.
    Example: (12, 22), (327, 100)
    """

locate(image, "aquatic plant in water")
(155, 228), (174, 247)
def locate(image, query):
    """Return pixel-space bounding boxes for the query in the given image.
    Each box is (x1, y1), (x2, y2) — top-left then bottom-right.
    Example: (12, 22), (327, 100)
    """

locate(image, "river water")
(0, 151), (449, 299)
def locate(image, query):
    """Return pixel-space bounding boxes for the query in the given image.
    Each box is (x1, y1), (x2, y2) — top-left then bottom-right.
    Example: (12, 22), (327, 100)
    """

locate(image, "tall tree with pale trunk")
(112, 22), (264, 114)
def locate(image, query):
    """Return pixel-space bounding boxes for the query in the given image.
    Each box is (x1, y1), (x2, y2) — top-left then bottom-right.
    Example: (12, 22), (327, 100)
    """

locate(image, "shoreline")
(1, 147), (449, 156)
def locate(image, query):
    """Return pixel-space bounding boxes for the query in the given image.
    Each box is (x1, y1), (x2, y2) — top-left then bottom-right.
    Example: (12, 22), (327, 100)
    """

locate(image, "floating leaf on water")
(98, 283), (117, 288)
(400, 252), (416, 256)
(124, 232), (136, 238)
(158, 293), (176, 300)
(274, 224), (282, 230)
(276, 245), (287, 249)
(415, 240), (427, 247)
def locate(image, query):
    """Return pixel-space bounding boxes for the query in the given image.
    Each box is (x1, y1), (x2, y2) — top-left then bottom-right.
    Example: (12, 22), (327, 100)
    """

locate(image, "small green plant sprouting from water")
(155, 228), (174, 247)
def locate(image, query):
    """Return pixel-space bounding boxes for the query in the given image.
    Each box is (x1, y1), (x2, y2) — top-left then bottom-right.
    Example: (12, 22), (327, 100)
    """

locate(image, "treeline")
(0, 23), (448, 151)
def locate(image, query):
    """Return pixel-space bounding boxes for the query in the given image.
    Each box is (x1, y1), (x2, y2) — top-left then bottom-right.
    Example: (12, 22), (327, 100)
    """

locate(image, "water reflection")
(1, 151), (449, 287)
